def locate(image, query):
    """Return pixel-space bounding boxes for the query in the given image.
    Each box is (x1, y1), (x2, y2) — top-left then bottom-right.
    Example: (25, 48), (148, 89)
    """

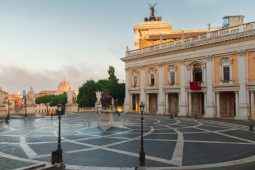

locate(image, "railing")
(126, 21), (255, 57)
(185, 81), (206, 88)
(164, 82), (180, 87)
(247, 79), (255, 85)
(128, 85), (140, 90)
(213, 80), (239, 86)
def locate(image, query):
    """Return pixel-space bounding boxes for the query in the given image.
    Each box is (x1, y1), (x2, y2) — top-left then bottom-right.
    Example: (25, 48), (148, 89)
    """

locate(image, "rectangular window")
(223, 66), (230, 82)
(170, 72), (175, 85)
(151, 74), (155, 86)
(134, 76), (137, 87)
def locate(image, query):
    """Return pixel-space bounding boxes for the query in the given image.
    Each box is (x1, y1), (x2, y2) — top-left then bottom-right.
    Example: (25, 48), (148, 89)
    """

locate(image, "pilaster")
(179, 61), (187, 116)
(124, 68), (130, 113)
(157, 63), (165, 114)
(236, 50), (248, 119)
(251, 91), (255, 119)
(204, 56), (214, 118)
(165, 93), (169, 114)
(216, 92), (220, 117)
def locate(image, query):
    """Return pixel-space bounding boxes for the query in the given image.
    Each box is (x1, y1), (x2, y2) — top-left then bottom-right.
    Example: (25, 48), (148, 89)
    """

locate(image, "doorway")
(220, 92), (235, 118)
(191, 92), (204, 116)
(168, 93), (179, 115)
(149, 93), (157, 113)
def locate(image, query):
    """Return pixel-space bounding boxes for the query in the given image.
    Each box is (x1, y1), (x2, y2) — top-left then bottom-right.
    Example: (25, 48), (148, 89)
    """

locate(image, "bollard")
(170, 114), (173, 119)
(249, 124), (253, 131)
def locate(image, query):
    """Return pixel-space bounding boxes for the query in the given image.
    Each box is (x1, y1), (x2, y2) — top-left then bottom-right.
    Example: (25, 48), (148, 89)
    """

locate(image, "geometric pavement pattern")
(0, 113), (255, 170)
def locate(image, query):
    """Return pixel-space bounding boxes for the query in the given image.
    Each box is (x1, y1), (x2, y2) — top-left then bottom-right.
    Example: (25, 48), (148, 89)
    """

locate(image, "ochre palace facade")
(121, 14), (255, 120)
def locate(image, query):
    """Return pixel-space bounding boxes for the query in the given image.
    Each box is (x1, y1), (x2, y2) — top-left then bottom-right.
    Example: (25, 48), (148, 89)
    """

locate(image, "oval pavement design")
(0, 113), (255, 170)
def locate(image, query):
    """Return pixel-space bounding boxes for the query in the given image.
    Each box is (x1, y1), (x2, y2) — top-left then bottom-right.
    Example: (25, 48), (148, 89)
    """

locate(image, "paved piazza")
(0, 113), (255, 170)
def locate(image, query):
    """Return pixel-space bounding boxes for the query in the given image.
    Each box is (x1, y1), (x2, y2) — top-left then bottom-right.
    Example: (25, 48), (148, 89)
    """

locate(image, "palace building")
(121, 9), (255, 119)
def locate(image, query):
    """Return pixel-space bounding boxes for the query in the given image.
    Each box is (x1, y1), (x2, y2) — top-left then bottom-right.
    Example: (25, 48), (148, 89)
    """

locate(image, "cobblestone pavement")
(0, 113), (255, 170)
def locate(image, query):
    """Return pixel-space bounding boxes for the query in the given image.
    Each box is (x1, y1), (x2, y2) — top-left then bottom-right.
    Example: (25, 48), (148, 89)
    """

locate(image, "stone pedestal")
(99, 110), (114, 131)
(26, 105), (36, 114)
(65, 103), (79, 113)
(0, 106), (6, 116)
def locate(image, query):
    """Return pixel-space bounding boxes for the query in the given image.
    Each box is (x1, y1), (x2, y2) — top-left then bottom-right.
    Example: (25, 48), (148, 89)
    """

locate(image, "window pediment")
(220, 56), (233, 65)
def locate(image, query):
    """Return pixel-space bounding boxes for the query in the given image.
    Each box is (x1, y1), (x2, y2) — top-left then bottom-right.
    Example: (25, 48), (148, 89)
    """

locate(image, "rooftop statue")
(149, 2), (157, 19)
(145, 2), (161, 22)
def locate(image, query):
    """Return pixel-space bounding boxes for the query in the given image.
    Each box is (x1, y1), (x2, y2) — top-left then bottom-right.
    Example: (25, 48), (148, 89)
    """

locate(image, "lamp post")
(5, 99), (10, 123)
(51, 104), (64, 168)
(23, 90), (27, 119)
(249, 117), (254, 131)
(137, 102), (146, 169)
(96, 103), (98, 114)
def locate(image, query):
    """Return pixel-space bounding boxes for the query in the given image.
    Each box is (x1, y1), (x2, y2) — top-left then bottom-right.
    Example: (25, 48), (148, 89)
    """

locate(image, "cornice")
(122, 27), (255, 62)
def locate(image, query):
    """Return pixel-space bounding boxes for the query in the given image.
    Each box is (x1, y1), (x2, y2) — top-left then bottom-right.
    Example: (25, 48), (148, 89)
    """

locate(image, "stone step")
(15, 163), (46, 170)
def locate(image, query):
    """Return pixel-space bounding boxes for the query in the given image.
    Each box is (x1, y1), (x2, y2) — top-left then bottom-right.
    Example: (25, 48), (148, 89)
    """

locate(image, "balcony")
(189, 81), (202, 90)
(213, 80), (239, 87)
(145, 84), (159, 90)
(248, 79), (255, 85)
(128, 84), (140, 91)
(124, 21), (255, 59)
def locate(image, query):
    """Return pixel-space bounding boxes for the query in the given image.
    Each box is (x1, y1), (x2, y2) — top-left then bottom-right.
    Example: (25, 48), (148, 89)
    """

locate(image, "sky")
(0, 0), (254, 93)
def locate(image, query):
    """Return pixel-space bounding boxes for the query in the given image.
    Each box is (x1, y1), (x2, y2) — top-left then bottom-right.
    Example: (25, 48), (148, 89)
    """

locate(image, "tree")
(77, 80), (97, 107)
(96, 79), (109, 91)
(108, 66), (118, 83)
(116, 83), (125, 105)
(77, 66), (125, 108)
(50, 94), (67, 107)
(107, 66), (125, 107)
(35, 94), (67, 115)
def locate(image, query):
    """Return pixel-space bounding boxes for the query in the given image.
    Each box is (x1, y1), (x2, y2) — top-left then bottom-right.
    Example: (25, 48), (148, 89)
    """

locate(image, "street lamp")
(5, 99), (10, 124)
(51, 104), (64, 168)
(23, 90), (27, 119)
(137, 102), (146, 169)
(249, 116), (254, 131)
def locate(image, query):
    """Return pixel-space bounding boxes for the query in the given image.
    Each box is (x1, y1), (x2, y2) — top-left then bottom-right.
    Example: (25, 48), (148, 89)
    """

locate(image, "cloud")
(0, 63), (124, 93)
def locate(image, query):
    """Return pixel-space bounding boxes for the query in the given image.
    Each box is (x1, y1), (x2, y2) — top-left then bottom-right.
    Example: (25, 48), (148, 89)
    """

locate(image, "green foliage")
(77, 80), (97, 107)
(96, 79), (109, 91)
(77, 66), (125, 107)
(108, 66), (118, 82)
(50, 94), (67, 107)
(35, 94), (67, 115)
(35, 94), (67, 106)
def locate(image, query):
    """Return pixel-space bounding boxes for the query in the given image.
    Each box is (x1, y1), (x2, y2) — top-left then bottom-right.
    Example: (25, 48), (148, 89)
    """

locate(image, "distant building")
(36, 78), (78, 115)
(38, 77), (77, 96)
(122, 7), (255, 120)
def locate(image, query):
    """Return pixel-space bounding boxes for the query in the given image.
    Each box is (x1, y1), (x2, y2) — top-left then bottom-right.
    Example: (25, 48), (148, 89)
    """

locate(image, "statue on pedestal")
(0, 88), (6, 107)
(27, 87), (36, 106)
(100, 89), (112, 110)
(67, 87), (73, 104)
(96, 91), (101, 105)
(98, 89), (114, 131)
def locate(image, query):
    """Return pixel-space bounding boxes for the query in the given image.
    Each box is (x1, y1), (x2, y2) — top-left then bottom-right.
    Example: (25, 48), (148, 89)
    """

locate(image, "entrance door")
(191, 92), (204, 116)
(220, 92), (235, 117)
(168, 93), (179, 115)
(132, 94), (140, 112)
(149, 94), (157, 113)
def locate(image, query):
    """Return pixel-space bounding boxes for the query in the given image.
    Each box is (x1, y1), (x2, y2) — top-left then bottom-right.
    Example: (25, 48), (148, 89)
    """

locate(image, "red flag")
(190, 81), (201, 90)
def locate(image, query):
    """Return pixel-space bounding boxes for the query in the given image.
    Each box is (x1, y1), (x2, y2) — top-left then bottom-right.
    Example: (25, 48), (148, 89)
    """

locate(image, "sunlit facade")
(122, 14), (255, 120)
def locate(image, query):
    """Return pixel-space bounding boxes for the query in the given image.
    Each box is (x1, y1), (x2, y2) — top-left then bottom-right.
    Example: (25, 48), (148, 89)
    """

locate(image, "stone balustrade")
(125, 21), (255, 58)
